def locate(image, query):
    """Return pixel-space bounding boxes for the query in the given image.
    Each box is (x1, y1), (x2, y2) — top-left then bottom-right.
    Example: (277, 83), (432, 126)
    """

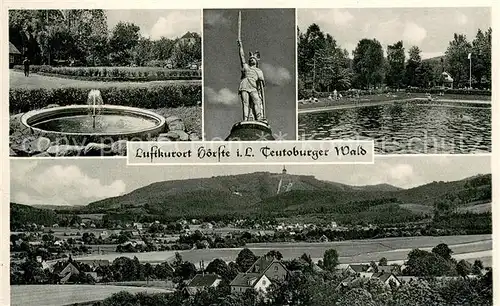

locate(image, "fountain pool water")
(21, 90), (166, 143)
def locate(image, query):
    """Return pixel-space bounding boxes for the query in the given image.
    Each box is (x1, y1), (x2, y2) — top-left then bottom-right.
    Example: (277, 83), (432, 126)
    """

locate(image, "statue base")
(225, 120), (275, 141)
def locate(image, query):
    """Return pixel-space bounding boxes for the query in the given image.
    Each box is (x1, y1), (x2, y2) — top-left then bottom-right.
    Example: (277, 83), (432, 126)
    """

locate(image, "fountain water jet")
(87, 89), (104, 129)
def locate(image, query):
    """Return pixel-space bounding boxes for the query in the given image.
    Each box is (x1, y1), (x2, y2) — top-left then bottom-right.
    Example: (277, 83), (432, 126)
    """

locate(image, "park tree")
(323, 249), (339, 272)
(386, 41), (405, 88)
(471, 28), (492, 88)
(171, 33), (201, 69)
(109, 21), (140, 66)
(352, 38), (385, 89)
(445, 33), (472, 88)
(405, 46), (422, 87)
(236, 248), (257, 272)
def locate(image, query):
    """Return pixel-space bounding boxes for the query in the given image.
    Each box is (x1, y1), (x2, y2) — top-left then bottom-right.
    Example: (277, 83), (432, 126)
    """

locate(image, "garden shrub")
(12, 65), (201, 81)
(9, 84), (201, 113)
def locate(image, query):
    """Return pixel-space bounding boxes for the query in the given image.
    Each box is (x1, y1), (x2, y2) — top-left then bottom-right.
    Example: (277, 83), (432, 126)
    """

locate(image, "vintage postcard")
(1, 1), (497, 306)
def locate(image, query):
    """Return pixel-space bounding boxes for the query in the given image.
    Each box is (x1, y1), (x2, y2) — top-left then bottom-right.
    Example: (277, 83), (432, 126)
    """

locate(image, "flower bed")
(12, 65), (201, 81)
(10, 83), (201, 114)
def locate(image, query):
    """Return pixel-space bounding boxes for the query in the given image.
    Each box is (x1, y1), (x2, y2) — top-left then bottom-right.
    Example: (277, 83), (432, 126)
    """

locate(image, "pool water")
(298, 101), (491, 154)
(33, 114), (158, 134)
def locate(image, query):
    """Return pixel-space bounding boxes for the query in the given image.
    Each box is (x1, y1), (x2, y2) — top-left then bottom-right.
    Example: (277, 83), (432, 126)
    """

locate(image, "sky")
(203, 9), (296, 140)
(298, 7), (491, 59)
(10, 155), (490, 206)
(105, 10), (201, 40)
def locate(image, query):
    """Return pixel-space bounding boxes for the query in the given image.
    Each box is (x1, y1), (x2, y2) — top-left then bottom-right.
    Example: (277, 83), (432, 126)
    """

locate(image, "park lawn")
(9, 70), (200, 90)
(298, 92), (491, 110)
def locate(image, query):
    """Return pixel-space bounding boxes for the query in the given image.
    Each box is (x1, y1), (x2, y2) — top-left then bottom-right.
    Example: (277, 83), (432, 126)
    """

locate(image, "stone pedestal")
(225, 121), (275, 141)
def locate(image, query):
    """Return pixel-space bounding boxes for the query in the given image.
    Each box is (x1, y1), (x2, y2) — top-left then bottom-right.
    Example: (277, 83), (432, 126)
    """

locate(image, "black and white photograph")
(8, 9), (202, 157)
(297, 8), (491, 154)
(203, 9), (296, 141)
(9, 156), (492, 305)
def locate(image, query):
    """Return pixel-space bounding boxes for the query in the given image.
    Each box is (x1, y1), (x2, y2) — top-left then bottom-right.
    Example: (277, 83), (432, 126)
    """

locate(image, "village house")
(9, 42), (21, 68)
(230, 273), (272, 295)
(230, 256), (290, 295)
(247, 256), (290, 281)
(371, 272), (401, 287)
(185, 273), (222, 295)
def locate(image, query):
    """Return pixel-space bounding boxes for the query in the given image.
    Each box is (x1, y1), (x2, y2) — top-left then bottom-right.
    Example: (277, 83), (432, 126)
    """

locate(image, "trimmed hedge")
(12, 65), (201, 81)
(10, 84), (201, 113)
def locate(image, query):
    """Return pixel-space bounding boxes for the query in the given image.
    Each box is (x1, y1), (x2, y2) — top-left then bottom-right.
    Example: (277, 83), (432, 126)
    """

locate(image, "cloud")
(11, 164), (126, 206)
(455, 12), (468, 25)
(333, 9), (354, 26)
(205, 87), (239, 105)
(260, 63), (292, 86)
(388, 164), (414, 182)
(149, 10), (201, 40)
(403, 22), (427, 45)
(204, 11), (230, 27)
(11, 160), (39, 183)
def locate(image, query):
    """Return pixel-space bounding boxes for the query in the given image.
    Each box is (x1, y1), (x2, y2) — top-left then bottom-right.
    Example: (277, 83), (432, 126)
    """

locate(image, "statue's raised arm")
(237, 40), (246, 68)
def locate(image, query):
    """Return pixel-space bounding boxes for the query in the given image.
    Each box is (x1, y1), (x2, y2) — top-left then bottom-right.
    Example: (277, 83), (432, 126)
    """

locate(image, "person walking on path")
(23, 57), (30, 77)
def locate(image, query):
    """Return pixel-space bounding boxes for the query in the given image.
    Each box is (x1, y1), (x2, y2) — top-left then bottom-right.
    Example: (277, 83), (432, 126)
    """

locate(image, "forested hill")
(78, 172), (490, 220)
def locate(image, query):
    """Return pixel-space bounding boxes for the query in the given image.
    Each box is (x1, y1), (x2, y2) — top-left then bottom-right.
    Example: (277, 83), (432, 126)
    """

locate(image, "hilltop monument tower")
(226, 11), (275, 141)
(277, 166), (292, 194)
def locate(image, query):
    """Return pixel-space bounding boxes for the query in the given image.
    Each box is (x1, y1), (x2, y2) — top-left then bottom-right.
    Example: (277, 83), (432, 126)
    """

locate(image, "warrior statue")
(237, 12), (266, 122)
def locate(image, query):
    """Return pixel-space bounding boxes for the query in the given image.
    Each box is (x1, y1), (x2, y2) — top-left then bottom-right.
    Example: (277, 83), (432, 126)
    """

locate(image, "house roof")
(371, 272), (396, 283)
(349, 264), (370, 273)
(230, 273), (264, 287)
(9, 42), (21, 54)
(181, 32), (197, 39)
(188, 274), (220, 287)
(247, 256), (275, 274)
(76, 259), (110, 267)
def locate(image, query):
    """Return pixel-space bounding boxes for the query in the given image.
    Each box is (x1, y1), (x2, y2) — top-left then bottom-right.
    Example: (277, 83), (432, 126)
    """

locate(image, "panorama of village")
(10, 157), (492, 306)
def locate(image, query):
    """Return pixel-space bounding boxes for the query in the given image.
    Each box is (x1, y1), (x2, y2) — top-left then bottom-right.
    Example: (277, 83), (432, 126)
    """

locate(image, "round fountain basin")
(21, 105), (166, 143)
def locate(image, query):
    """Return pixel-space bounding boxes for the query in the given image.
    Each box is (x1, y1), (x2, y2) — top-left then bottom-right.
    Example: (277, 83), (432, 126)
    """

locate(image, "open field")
(74, 235), (491, 267)
(11, 284), (172, 306)
(10, 70), (200, 90)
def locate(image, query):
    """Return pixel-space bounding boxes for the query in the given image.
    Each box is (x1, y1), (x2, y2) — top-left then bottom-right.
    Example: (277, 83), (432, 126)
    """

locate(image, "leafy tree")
(405, 46), (422, 87)
(404, 249), (456, 277)
(471, 28), (492, 88)
(392, 280), (445, 306)
(472, 259), (484, 275)
(432, 243), (453, 261)
(456, 259), (472, 278)
(205, 258), (229, 279)
(109, 21), (140, 65)
(174, 261), (196, 281)
(323, 249), (339, 272)
(352, 38), (384, 88)
(265, 250), (283, 260)
(378, 257), (388, 266)
(155, 262), (174, 279)
(386, 41), (405, 88)
(445, 33), (472, 88)
(102, 291), (137, 306)
(236, 248), (257, 272)
(337, 287), (376, 306)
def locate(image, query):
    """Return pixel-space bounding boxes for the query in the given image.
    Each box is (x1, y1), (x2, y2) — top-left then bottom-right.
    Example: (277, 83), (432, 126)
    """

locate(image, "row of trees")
(298, 24), (492, 91)
(8, 10), (201, 67)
